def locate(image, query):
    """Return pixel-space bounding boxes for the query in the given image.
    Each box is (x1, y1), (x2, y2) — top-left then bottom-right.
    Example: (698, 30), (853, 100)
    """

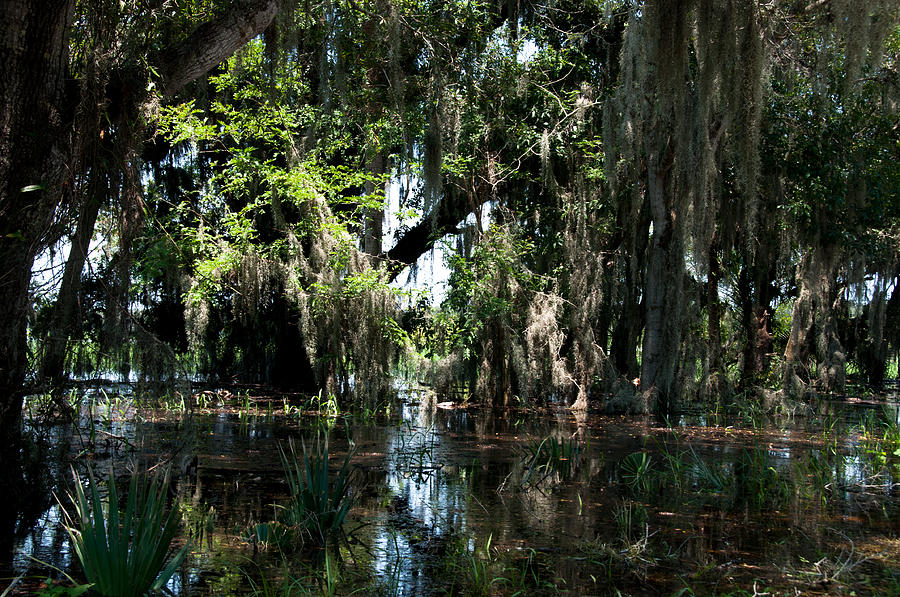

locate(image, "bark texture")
(0, 0), (74, 443)
(0, 0), (74, 562)
(158, 0), (281, 98)
(640, 142), (683, 412)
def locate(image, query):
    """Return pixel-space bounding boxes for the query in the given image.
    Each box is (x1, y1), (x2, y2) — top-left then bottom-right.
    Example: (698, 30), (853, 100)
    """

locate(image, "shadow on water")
(4, 387), (900, 595)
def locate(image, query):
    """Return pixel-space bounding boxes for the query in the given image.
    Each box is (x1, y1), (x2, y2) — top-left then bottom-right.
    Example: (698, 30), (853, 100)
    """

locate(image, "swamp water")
(5, 388), (900, 595)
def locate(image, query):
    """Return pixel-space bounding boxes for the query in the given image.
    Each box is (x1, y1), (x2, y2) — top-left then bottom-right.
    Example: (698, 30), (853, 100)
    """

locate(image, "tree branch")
(384, 187), (489, 282)
(158, 0), (281, 98)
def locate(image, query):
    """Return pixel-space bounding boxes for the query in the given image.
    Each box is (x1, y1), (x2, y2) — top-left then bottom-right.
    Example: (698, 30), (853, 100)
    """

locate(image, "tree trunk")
(611, 196), (649, 379)
(363, 152), (385, 256)
(783, 248), (847, 396)
(704, 236), (724, 399)
(0, 0), (74, 441)
(0, 0), (282, 449)
(640, 144), (682, 413)
(885, 278), (900, 383)
(40, 174), (105, 382)
(0, 0), (74, 563)
(860, 285), (889, 387)
(738, 266), (756, 390)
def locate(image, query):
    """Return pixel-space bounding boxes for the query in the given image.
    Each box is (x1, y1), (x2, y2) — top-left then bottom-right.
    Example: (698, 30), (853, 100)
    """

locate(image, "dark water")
(5, 389), (900, 595)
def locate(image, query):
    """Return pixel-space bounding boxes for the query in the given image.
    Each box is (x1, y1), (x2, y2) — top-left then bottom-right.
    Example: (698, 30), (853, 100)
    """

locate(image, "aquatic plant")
(27, 578), (93, 597)
(60, 466), (188, 597)
(619, 451), (654, 493)
(520, 433), (584, 486)
(686, 446), (727, 495)
(731, 445), (790, 511)
(446, 534), (510, 596)
(392, 422), (438, 481)
(785, 532), (873, 590)
(315, 390), (341, 418)
(859, 406), (900, 468)
(578, 505), (655, 585)
(239, 554), (324, 597)
(277, 434), (358, 547)
(651, 432), (728, 497)
(613, 500), (649, 546)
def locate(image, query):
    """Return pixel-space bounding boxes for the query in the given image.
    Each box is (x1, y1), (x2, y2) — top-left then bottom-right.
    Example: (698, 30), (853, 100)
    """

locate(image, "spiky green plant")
(619, 451), (654, 493)
(60, 466), (188, 596)
(445, 534), (509, 596)
(520, 434), (584, 486)
(278, 434), (357, 547)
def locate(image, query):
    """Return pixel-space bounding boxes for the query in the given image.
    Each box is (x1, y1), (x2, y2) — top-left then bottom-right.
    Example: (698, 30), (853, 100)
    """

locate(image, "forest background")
(1, 0), (899, 453)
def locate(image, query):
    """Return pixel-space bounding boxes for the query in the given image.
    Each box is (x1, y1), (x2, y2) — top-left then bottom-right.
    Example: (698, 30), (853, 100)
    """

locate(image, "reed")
(521, 433), (583, 486)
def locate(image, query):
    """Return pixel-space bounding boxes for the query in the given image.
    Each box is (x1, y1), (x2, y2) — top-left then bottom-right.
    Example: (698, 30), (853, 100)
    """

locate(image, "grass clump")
(248, 432), (359, 552)
(619, 451), (654, 493)
(520, 433), (584, 486)
(279, 434), (357, 546)
(444, 534), (511, 596)
(59, 466), (188, 596)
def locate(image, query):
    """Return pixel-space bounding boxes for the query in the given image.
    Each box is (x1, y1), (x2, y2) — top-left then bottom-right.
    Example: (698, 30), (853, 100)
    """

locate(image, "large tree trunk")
(0, 0), (75, 561)
(783, 248), (847, 396)
(640, 143), (683, 413)
(885, 279), (900, 383)
(737, 265), (756, 390)
(859, 284), (890, 387)
(0, 0), (74, 442)
(363, 152), (386, 256)
(704, 235), (725, 400)
(610, 192), (649, 379)
(27, 0), (283, 384)
(0, 0), (282, 453)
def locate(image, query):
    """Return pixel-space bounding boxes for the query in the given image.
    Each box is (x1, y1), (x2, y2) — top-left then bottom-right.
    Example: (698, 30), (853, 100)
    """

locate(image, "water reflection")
(6, 393), (900, 595)
(368, 401), (481, 594)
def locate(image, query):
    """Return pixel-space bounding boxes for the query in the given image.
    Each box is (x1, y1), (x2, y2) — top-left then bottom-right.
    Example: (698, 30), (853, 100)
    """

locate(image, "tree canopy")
(1, 0), (899, 442)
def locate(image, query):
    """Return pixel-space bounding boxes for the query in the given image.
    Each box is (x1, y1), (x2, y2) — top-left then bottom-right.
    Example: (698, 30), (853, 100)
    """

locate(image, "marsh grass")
(520, 434), (584, 486)
(859, 406), (900, 457)
(619, 451), (654, 493)
(59, 466), (188, 596)
(239, 549), (349, 597)
(253, 433), (358, 551)
(445, 534), (511, 596)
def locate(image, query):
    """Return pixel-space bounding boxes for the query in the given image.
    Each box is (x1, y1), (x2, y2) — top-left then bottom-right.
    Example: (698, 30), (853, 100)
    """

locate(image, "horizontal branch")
(158, 0), (281, 98)
(384, 187), (489, 282)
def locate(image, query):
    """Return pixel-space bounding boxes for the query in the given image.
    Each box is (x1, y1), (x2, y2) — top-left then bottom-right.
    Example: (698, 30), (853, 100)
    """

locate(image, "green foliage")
(858, 406), (900, 474)
(520, 433), (584, 486)
(444, 534), (511, 596)
(60, 466), (188, 597)
(38, 0), (900, 412)
(31, 579), (93, 597)
(275, 433), (359, 547)
(444, 225), (538, 332)
(619, 451), (654, 494)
